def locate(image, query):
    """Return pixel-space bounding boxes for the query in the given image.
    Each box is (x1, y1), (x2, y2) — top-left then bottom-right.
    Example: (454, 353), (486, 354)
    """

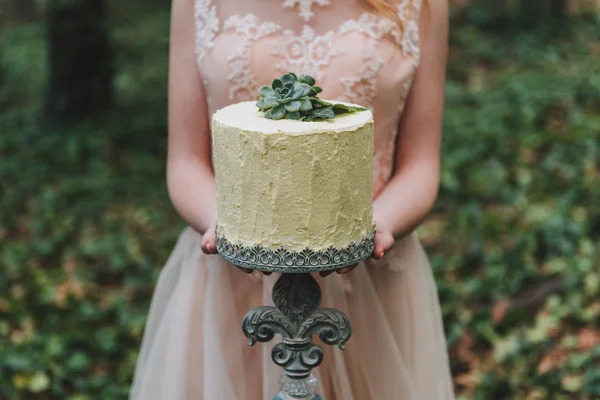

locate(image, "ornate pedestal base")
(273, 374), (322, 400)
(217, 230), (374, 399)
(242, 273), (352, 400)
(273, 392), (322, 400)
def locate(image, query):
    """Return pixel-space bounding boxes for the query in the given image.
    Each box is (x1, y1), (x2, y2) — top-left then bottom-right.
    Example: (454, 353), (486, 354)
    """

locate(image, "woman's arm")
(371, 0), (449, 260)
(166, 0), (217, 251)
(324, 0), (449, 276)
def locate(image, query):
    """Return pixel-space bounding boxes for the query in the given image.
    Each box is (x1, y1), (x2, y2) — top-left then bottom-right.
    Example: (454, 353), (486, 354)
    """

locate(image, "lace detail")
(270, 26), (343, 81)
(223, 14), (282, 101)
(282, 0), (330, 21)
(338, 14), (396, 110)
(338, 13), (397, 39)
(194, 0), (220, 64)
(394, 0), (422, 63)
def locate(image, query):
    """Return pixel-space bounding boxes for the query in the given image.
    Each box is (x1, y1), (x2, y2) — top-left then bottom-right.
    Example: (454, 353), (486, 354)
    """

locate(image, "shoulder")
(421, 0), (449, 30)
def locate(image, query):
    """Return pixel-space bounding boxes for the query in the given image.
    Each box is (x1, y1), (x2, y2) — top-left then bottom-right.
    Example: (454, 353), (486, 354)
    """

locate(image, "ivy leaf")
(27, 372), (50, 393)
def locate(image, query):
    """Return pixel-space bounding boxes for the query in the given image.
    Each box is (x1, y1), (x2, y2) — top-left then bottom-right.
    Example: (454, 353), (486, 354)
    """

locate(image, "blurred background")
(1, 0), (599, 399)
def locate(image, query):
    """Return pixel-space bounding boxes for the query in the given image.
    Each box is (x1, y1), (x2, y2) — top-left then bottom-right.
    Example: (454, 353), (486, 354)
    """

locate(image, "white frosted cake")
(212, 100), (374, 255)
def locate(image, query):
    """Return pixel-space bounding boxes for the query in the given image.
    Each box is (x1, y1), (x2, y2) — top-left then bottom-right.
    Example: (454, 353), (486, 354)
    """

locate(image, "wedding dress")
(129, 0), (455, 398)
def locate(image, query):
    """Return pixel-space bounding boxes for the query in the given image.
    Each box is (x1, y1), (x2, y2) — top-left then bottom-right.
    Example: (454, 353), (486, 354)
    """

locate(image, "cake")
(212, 74), (375, 272)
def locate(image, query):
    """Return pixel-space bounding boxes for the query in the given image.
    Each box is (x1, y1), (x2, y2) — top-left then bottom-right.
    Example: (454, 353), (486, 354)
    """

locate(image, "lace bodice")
(194, 0), (422, 196)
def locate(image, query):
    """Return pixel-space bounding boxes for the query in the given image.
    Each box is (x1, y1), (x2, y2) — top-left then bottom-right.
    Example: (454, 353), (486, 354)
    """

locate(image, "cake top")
(213, 101), (373, 136)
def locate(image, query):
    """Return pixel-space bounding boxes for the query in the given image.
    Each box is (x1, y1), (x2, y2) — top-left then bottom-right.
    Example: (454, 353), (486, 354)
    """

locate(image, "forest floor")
(1, 6), (600, 400)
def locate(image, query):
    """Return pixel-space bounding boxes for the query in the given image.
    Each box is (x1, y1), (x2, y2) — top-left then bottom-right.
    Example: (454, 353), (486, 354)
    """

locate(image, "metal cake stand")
(216, 231), (375, 400)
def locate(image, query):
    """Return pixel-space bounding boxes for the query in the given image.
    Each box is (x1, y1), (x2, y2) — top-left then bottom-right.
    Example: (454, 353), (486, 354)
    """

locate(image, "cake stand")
(216, 231), (375, 400)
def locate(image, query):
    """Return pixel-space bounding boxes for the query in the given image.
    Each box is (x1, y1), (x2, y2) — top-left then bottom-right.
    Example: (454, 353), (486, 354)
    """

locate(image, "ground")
(0, 5), (599, 399)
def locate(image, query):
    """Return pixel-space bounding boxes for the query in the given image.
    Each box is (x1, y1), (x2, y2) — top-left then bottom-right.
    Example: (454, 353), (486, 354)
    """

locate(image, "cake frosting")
(212, 100), (374, 251)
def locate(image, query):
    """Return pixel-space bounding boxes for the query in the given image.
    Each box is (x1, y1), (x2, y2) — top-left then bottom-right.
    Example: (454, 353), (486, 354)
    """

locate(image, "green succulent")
(256, 72), (366, 121)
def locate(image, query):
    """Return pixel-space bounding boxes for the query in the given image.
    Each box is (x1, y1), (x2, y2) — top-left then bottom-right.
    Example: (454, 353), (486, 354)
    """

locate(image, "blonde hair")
(362, 0), (429, 32)
(363, 0), (401, 20)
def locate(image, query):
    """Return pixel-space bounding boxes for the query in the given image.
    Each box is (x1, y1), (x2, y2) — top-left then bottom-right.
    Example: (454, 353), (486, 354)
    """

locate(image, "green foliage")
(1, 4), (178, 400)
(456, 0), (586, 30)
(256, 72), (365, 121)
(430, 17), (600, 399)
(1, 5), (599, 400)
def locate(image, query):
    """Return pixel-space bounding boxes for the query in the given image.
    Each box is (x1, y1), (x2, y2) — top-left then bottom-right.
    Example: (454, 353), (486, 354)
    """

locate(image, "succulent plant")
(256, 72), (366, 121)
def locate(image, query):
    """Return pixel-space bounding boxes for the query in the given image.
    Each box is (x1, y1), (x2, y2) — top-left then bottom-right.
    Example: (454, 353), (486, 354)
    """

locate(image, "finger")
(372, 248), (386, 260)
(336, 265), (357, 275)
(201, 243), (210, 254)
(372, 239), (389, 260)
(201, 239), (218, 254)
(200, 241), (210, 254)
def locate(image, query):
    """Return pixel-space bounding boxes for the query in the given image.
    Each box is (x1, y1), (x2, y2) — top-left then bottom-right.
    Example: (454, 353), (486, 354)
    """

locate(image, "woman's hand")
(320, 222), (395, 277)
(201, 225), (271, 275)
(371, 224), (395, 261)
(200, 225), (218, 255)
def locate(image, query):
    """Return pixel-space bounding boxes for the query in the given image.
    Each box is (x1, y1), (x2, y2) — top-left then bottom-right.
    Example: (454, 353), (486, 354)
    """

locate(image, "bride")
(129, 0), (454, 398)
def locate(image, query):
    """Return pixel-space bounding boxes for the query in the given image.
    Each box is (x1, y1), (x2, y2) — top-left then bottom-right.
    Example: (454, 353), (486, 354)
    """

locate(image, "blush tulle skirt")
(128, 227), (455, 400)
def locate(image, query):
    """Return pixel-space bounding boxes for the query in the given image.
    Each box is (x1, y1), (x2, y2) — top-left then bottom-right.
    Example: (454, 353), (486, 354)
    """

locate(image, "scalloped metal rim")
(216, 230), (376, 273)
